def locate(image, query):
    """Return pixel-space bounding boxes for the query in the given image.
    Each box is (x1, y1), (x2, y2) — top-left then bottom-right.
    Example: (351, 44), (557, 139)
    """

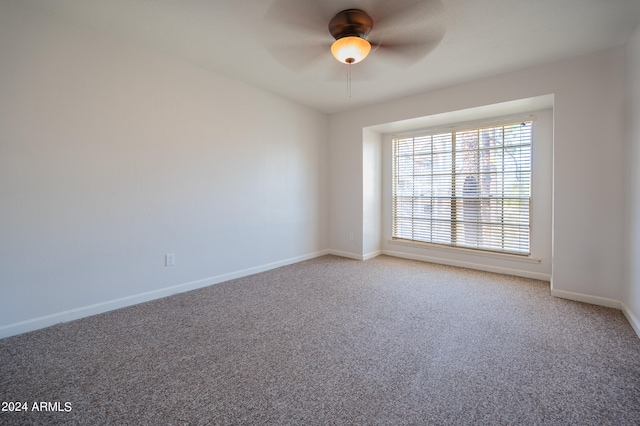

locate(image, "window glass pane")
(413, 136), (432, 154)
(432, 133), (452, 153)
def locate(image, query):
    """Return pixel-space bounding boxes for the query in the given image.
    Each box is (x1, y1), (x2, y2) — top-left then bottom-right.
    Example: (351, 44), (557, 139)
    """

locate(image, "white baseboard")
(327, 249), (365, 260)
(327, 249), (382, 261)
(0, 250), (331, 339)
(363, 250), (382, 260)
(382, 249), (552, 281)
(549, 289), (622, 309)
(621, 303), (640, 339)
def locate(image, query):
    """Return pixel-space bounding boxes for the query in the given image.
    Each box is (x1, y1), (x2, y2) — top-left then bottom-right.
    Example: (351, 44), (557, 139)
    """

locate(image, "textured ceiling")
(24, 0), (640, 114)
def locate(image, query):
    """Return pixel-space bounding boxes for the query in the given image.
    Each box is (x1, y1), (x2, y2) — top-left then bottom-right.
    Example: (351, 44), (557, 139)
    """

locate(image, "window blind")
(392, 120), (533, 255)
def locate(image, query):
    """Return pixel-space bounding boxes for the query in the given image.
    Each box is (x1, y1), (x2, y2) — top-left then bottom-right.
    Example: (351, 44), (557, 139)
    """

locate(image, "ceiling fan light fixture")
(331, 36), (371, 64)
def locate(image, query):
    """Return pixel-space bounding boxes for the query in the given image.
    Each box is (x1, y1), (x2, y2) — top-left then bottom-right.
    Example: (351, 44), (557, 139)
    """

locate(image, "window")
(392, 119), (533, 255)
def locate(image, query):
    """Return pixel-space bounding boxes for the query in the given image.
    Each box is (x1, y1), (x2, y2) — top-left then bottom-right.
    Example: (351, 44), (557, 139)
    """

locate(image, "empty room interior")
(2, 0), (640, 423)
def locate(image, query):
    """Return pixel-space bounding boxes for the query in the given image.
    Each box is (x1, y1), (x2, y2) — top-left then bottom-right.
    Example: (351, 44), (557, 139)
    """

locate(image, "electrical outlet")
(349, 232), (355, 241)
(165, 253), (175, 266)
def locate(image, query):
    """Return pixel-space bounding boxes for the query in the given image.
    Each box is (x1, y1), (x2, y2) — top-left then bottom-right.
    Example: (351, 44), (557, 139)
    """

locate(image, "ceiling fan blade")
(265, 42), (330, 72)
(263, 0), (333, 38)
(367, 0), (446, 67)
(371, 0), (445, 34)
(375, 37), (442, 67)
(262, 0), (343, 73)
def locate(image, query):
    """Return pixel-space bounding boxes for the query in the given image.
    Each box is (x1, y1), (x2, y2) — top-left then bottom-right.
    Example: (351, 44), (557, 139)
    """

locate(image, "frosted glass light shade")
(331, 36), (371, 64)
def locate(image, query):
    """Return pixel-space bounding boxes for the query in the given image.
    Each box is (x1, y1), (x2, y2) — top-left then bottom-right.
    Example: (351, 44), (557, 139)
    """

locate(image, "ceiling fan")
(263, 0), (445, 83)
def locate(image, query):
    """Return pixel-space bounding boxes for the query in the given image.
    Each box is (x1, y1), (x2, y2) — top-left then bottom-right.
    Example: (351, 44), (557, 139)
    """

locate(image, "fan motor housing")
(328, 9), (373, 40)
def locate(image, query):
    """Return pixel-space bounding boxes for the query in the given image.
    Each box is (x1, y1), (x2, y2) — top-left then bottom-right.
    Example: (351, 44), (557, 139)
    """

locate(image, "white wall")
(329, 48), (626, 305)
(0, 1), (329, 337)
(624, 24), (640, 336)
(362, 128), (382, 259)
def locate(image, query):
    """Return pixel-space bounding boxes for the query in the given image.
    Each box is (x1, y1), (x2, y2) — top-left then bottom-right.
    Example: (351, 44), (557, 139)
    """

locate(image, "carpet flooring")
(1, 255), (639, 425)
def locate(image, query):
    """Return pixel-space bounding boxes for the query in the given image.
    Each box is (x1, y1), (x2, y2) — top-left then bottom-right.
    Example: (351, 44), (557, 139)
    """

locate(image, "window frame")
(391, 115), (535, 256)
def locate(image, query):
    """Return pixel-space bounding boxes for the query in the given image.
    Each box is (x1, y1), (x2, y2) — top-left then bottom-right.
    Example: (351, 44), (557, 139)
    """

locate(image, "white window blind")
(392, 119), (533, 255)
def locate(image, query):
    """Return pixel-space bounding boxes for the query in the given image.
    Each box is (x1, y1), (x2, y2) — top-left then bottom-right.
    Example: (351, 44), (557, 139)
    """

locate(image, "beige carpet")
(1, 255), (639, 425)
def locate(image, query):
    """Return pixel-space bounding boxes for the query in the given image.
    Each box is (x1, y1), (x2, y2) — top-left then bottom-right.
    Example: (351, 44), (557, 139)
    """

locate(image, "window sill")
(387, 239), (541, 264)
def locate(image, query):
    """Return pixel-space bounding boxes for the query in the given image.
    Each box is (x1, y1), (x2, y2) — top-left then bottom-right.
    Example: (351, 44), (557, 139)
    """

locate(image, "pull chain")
(347, 62), (352, 98)
(346, 58), (354, 98)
